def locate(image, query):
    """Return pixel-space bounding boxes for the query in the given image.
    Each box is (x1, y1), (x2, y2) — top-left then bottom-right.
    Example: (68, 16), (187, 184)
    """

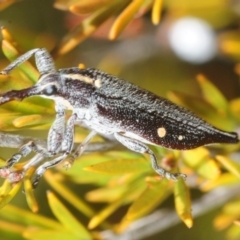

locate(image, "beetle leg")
(6, 141), (50, 168)
(4, 101), (67, 169)
(61, 113), (78, 155)
(114, 133), (186, 181)
(32, 113), (77, 187)
(73, 130), (96, 158)
(47, 102), (66, 155)
(33, 129), (96, 188)
(32, 154), (64, 188)
(64, 130), (97, 169)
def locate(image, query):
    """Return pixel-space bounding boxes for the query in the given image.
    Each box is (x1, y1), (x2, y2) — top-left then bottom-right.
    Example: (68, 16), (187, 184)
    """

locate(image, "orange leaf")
(109, 0), (145, 40)
(152, 0), (163, 25)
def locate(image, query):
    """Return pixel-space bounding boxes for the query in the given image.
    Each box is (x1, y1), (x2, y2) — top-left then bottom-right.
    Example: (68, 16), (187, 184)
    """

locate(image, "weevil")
(0, 48), (239, 187)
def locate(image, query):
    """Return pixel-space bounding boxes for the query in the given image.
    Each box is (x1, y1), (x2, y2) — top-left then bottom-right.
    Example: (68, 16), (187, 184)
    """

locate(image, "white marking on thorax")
(65, 74), (93, 84)
(64, 74), (102, 88)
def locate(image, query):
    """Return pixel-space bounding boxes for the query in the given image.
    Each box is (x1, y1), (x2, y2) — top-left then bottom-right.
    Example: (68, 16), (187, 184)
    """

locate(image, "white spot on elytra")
(157, 127), (166, 138)
(178, 135), (183, 141)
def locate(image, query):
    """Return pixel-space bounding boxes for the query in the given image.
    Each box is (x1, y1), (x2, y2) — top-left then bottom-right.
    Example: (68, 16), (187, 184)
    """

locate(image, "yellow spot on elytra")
(94, 79), (102, 88)
(178, 135), (183, 141)
(157, 127), (166, 138)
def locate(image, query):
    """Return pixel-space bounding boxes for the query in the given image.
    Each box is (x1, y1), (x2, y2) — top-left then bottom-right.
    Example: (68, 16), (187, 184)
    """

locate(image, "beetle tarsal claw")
(173, 173), (187, 181)
(32, 175), (41, 189)
(164, 172), (187, 181)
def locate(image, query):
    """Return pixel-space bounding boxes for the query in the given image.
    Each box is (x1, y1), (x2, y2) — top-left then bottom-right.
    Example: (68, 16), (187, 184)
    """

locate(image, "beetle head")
(0, 73), (62, 105)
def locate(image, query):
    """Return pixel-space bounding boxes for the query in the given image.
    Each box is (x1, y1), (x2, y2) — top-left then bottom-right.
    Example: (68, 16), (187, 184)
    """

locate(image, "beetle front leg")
(47, 102), (66, 155)
(29, 103), (67, 187)
(0, 143), (50, 183)
(32, 113), (77, 187)
(6, 141), (50, 168)
(0, 103), (65, 177)
(114, 133), (186, 181)
(0, 104), (66, 182)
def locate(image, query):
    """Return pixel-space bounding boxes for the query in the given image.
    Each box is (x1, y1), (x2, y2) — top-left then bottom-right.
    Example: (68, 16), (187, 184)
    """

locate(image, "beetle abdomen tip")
(212, 130), (239, 144)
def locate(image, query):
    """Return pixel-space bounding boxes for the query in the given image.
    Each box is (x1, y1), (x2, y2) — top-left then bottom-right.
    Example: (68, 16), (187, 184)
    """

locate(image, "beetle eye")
(43, 85), (57, 96)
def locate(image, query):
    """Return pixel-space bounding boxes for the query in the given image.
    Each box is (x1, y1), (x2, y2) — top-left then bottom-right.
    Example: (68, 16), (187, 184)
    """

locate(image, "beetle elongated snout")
(0, 86), (41, 105)
(0, 72), (61, 105)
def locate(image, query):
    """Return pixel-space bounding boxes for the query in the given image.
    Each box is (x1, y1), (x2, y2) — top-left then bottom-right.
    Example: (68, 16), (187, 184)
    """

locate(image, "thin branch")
(100, 185), (240, 240)
(0, 132), (46, 148)
(0, 131), (122, 153)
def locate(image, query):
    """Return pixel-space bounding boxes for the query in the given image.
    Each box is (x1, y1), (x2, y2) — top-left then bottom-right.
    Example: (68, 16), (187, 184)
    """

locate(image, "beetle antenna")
(0, 48), (56, 75)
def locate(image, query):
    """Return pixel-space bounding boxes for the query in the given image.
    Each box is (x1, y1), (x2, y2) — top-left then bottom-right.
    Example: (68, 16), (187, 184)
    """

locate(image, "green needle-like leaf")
(44, 171), (95, 218)
(182, 147), (221, 180)
(53, 0), (127, 56)
(2, 39), (39, 83)
(174, 178), (193, 228)
(84, 158), (151, 175)
(201, 173), (240, 192)
(216, 155), (240, 180)
(124, 179), (170, 221)
(0, 204), (62, 229)
(47, 191), (92, 239)
(70, 0), (113, 14)
(0, 181), (22, 209)
(197, 74), (229, 113)
(23, 229), (81, 240)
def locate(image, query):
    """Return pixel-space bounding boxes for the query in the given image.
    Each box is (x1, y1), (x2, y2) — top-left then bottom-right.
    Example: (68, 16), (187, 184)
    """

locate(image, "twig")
(0, 131), (122, 153)
(100, 185), (240, 240)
